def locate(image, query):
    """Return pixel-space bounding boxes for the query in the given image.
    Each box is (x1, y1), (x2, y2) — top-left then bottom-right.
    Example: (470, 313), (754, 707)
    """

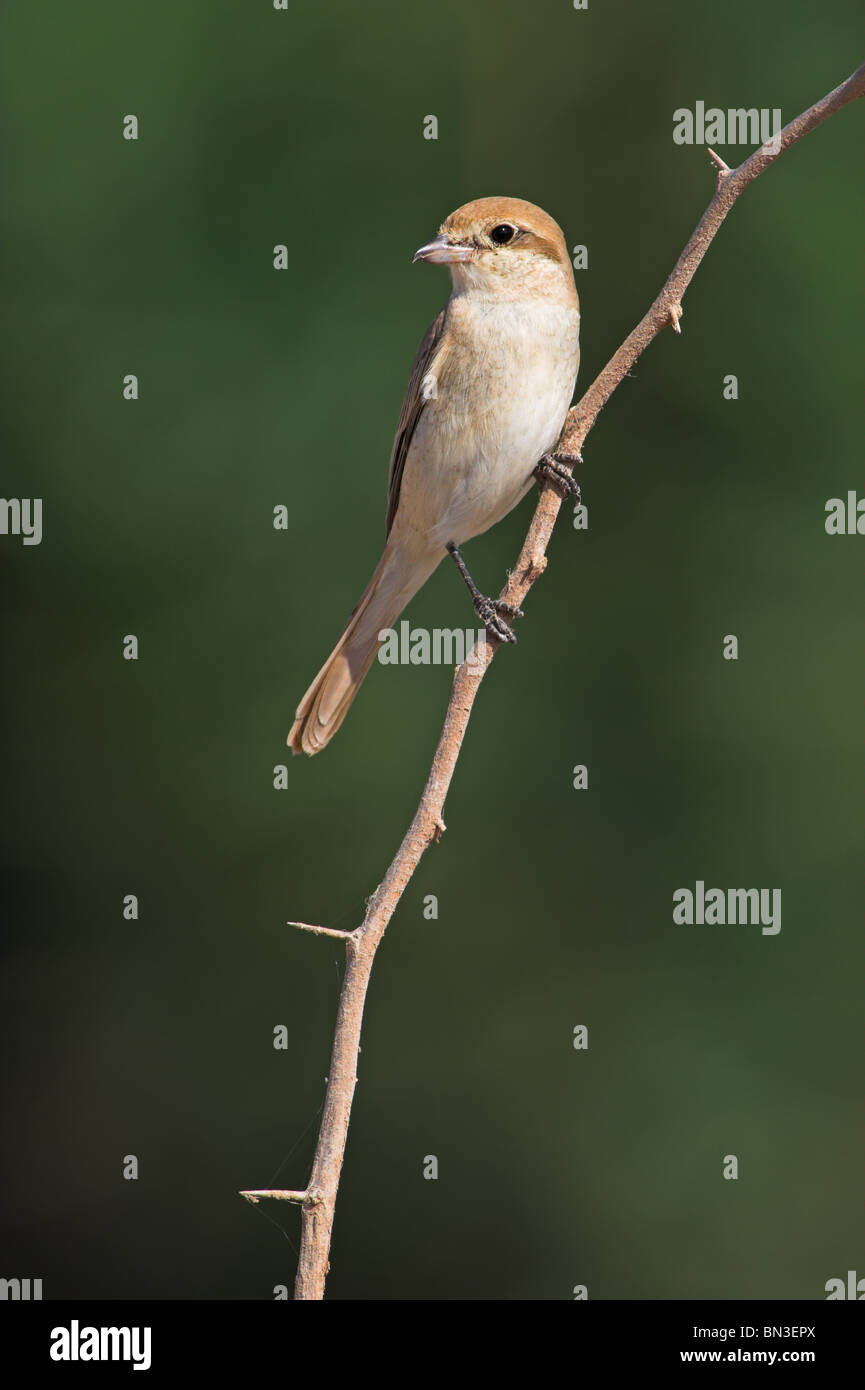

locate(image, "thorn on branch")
(707, 147), (731, 179)
(432, 816), (446, 843)
(288, 920), (356, 941)
(240, 1188), (319, 1205)
(668, 302), (683, 334)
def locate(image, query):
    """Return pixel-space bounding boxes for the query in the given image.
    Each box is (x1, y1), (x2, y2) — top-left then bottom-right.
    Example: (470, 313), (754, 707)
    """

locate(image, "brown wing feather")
(385, 305), (448, 535)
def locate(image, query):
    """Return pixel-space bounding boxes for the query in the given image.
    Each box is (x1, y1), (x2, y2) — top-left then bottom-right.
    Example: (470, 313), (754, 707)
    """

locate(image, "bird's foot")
(446, 540), (524, 644)
(472, 593), (524, 645)
(535, 451), (582, 502)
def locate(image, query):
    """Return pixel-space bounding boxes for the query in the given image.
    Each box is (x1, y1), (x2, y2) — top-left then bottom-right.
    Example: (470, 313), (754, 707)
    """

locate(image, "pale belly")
(392, 299), (580, 554)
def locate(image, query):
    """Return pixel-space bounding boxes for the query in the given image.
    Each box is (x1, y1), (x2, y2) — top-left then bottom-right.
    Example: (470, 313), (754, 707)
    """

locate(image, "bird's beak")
(412, 233), (475, 265)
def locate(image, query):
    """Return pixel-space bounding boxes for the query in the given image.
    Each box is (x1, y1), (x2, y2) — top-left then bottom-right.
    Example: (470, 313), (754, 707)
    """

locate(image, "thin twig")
(241, 62), (864, 1300)
(288, 920), (356, 941)
(240, 1189), (318, 1205)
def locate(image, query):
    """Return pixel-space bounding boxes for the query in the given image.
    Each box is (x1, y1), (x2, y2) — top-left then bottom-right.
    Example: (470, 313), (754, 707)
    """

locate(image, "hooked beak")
(412, 232), (475, 265)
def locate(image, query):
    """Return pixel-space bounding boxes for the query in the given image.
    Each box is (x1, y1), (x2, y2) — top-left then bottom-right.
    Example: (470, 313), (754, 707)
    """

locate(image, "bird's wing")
(385, 304), (449, 536)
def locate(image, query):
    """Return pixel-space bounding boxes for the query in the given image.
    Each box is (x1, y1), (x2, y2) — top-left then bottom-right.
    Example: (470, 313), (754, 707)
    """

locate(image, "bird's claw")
(535, 452), (582, 502)
(474, 595), (522, 644)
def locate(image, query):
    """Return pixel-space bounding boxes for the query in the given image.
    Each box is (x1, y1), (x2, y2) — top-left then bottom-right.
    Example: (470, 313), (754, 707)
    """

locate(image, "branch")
(241, 62), (864, 1300)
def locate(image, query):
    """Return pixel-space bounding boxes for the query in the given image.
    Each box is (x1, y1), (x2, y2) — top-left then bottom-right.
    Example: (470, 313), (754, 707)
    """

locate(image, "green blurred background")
(1, 1), (860, 1300)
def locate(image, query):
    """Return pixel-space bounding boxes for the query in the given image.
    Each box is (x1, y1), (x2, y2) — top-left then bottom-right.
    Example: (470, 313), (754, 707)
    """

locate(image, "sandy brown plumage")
(288, 197), (579, 756)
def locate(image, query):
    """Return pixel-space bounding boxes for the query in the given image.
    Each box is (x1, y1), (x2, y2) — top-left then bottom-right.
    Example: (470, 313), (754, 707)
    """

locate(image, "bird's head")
(412, 196), (576, 303)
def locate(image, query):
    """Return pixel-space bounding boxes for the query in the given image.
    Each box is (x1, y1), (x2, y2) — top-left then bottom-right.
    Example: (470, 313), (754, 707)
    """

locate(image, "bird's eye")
(489, 223), (516, 246)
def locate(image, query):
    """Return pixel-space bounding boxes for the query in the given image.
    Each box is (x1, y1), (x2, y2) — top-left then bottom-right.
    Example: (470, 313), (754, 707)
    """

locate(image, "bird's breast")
(398, 295), (580, 550)
(442, 296), (578, 413)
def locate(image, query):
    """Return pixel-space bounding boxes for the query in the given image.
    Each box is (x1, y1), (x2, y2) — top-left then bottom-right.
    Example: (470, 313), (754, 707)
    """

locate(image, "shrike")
(289, 195), (581, 756)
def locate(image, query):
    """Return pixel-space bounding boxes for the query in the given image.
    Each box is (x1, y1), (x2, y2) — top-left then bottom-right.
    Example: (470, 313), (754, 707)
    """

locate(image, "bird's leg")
(445, 542), (524, 645)
(534, 449), (583, 502)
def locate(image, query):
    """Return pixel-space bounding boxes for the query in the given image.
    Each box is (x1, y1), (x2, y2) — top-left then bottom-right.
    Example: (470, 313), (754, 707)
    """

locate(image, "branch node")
(524, 554), (548, 583)
(432, 815), (446, 843)
(668, 302), (684, 334)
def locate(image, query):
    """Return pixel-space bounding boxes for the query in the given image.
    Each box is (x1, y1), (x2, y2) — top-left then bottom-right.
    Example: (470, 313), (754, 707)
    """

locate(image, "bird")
(288, 195), (581, 756)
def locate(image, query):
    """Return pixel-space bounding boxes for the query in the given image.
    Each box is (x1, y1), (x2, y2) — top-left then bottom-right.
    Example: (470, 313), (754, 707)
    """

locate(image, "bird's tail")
(288, 543), (439, 756)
